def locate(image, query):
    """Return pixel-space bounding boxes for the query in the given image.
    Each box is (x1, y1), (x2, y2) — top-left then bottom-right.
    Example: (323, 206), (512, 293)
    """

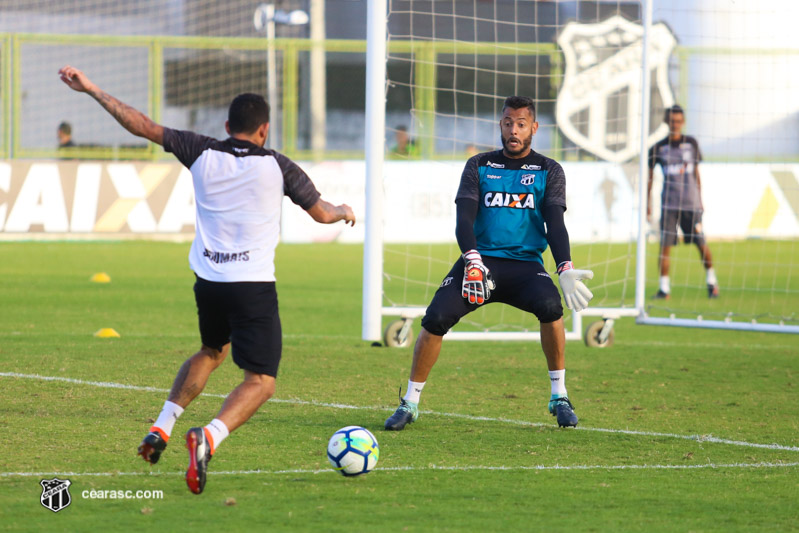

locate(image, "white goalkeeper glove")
(557, 261), (594, 312)
(462, 249), (495, 305)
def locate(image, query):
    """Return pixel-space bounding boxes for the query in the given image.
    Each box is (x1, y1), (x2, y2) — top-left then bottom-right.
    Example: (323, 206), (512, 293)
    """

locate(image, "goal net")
(640, 0), (799, 333)
(367, 0), (799, 345)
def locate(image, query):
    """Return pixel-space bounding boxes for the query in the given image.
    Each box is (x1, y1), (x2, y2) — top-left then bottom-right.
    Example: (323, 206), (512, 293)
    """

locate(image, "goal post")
(634, 0), (654, 319)
(636, 0), (799, 335)
(363, 0), (799, 345)
(363, 1), (642, 345)
(362, 0), (388, 342)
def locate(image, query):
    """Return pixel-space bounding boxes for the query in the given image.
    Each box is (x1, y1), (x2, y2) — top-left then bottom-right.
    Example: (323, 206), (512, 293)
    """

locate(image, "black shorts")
(660, 209), (706, 247)
(193, 276), (282, 377)
(421, 256), (563, 336)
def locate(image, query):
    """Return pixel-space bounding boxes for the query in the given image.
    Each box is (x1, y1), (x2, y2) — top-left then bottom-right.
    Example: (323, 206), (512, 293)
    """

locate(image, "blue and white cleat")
(549, 396), (578, 428)
(384, 397), (419, 431)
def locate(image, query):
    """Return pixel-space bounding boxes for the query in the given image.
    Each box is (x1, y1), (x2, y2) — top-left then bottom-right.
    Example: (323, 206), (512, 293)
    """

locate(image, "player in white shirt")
(59, 65), (355, 495)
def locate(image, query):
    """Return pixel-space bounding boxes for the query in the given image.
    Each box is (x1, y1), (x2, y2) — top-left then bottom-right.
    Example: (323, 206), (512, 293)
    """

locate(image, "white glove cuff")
(463, 249), (483, 264)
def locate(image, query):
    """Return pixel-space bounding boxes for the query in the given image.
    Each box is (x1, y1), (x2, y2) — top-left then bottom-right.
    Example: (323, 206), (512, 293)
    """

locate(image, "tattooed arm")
(306, 199), (356, 226)
(58, 65), (164, 145)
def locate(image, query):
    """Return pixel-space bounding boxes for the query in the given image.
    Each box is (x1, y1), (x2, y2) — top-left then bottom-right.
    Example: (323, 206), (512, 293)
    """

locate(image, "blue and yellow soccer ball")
(326, 426), (379, 476)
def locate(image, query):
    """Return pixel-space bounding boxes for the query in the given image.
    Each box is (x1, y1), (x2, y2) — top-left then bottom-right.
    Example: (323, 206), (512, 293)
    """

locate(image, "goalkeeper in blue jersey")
(385, 96), (594, 430)
(647, 104), (719, 299)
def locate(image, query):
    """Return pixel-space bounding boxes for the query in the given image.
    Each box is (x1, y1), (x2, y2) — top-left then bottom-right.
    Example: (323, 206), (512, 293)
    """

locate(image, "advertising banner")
(1, 160), (797, 242)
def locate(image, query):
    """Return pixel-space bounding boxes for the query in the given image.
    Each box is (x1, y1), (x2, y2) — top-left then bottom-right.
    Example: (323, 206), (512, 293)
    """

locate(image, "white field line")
(613, 340), (799, 351)
(2, 371), (798, 453)
(2, 462), (797, 478)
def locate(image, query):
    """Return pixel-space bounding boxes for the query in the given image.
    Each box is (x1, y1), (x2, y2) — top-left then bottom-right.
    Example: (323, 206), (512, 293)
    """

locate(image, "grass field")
(1, 241), (797, 532)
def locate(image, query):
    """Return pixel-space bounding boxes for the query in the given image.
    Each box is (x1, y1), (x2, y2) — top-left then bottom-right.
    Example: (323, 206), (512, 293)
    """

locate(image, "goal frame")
(362, 0), (799, 343)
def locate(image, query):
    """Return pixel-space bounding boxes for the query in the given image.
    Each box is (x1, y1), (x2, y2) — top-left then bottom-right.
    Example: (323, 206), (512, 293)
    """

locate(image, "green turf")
(0, 241), (797, 532)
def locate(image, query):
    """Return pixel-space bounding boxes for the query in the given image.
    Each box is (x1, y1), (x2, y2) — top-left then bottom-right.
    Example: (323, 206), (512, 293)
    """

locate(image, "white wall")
(281, 160), (799, 243)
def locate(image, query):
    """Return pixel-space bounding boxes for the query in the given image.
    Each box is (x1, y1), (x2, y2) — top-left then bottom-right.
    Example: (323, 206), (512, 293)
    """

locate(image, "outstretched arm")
(544, 204), (593, 312)
(58, 65), (164, 145)
(543, 204), (571, 267)
(306, 198), (356, 226)
(455, 198), (478, 253)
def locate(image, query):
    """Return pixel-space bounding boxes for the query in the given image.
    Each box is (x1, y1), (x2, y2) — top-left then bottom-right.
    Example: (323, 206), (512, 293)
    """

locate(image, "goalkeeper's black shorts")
(421, 256), (563, 337)
(660, 208), (706, 247)
(193, 275), (282, 377)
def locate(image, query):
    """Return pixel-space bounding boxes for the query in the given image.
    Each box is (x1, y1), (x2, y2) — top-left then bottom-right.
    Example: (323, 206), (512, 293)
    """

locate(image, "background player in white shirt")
(59, 65), (355, 495)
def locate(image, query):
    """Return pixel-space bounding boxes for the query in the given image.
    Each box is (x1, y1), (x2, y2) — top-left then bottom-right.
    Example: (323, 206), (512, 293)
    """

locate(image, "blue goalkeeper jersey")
(455, 149), (567, 264)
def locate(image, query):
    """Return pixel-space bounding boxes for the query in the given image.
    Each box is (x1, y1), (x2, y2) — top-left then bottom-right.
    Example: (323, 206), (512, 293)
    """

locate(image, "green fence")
(1, 33), (565, 161)
(1, 34), (10, 159)
(1, 33), (796, 162)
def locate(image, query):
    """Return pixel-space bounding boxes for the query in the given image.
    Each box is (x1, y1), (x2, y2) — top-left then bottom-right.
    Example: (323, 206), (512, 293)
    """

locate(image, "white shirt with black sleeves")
(163, 128), (321, 282)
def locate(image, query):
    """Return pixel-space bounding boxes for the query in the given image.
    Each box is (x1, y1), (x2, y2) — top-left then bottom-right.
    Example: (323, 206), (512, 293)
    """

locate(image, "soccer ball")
(326, 426), (379, 476)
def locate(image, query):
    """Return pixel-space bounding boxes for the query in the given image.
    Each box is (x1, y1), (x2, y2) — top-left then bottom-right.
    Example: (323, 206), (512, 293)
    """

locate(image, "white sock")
(403, 380), (425, 404)
(706, 267), (717, 286)
(204, 418), (230, 454)
(660, 275), (670, 293)
(549, 369), (567, 398)
(151, 400), (184, 439)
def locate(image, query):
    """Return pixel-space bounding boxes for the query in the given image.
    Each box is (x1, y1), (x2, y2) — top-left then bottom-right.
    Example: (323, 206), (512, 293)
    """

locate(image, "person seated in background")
(57, 121), (75, 148)
(391, 125), (419, 157)
(465, 144), (481, 157)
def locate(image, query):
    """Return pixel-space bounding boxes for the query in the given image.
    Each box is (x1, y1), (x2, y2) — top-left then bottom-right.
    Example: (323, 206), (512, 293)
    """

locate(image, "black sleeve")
(543, 161), (567, 209)
(455, 198), (478, 253)
(544, 204), (571, 267)
(454, 155), (481, 202)
(274, 152), (321, 210)
(162, 128), (214, 168)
